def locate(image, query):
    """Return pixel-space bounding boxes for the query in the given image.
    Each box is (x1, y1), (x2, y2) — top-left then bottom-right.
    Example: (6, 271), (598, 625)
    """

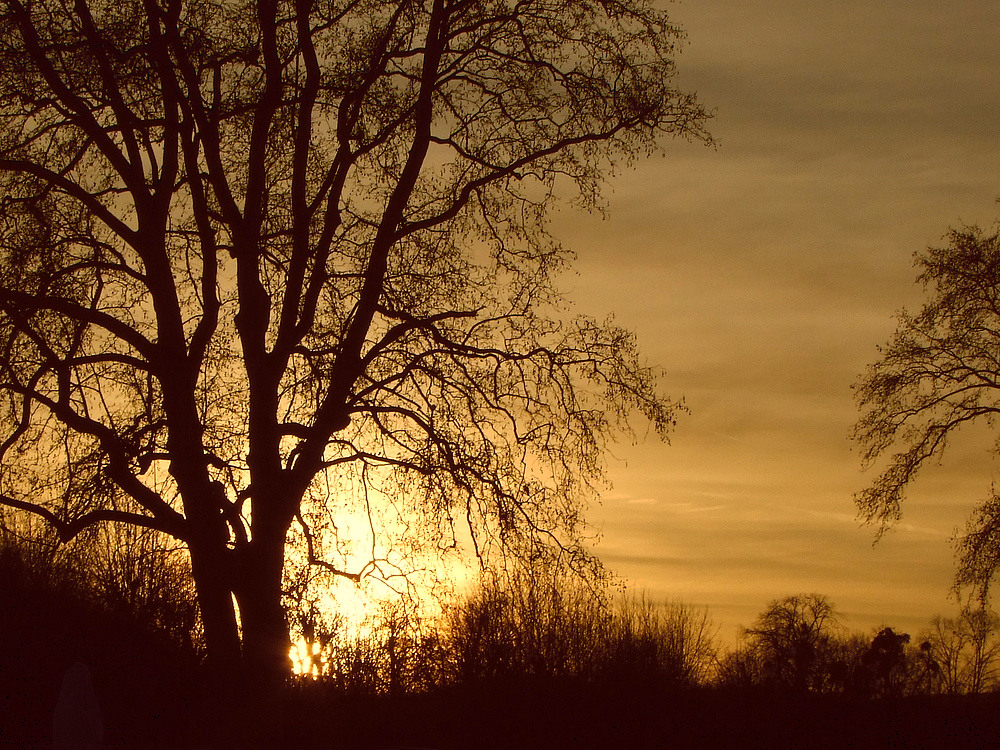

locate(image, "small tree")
(861, 627), (912, 698)
(923, 605), (1000, 694)
(853, 221), (1000, 594)
(735, 594), (840, 693)
(438, 575), (717, 688)
(604, 597), (717, 687)
(0, 0), (711, 698)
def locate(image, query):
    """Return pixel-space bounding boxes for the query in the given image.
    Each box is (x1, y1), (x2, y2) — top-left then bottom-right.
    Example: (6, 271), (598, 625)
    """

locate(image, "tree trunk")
(237, 532), (293, 691)
(224, 529), (291, 745)
(188, 541), (241, 669)
(187, 540), (245, 745)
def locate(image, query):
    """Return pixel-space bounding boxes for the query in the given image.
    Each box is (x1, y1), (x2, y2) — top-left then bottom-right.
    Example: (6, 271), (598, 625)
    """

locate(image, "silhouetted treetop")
(739, 593), (839, 693)
(0, 0), (711, 700)
(854, 222), (1000, 595)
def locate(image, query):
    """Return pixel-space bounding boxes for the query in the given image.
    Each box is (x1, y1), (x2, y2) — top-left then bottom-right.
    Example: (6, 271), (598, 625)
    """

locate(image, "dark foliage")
(0, 532), (200, 747)
(287, 572), (717, 696)
(4, 562), (1000, 748)
(854, 221), (1000, 595)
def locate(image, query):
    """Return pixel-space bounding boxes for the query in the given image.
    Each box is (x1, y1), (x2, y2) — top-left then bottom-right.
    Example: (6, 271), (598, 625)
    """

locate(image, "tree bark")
(228, 525), (293, 745)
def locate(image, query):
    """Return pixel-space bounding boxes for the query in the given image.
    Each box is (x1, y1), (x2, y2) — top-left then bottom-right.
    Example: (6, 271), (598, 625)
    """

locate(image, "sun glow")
(284, 484), (485, 679)
(287, 576), (444, 678)
(290, 638), (325, 677)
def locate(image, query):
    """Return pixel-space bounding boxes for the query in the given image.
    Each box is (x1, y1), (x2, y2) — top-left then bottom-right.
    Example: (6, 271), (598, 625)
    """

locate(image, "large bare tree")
(0, 0), (710, 691)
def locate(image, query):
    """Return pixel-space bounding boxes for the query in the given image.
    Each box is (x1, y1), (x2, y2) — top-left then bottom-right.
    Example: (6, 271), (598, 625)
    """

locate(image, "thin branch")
(0, 492), (186, 542)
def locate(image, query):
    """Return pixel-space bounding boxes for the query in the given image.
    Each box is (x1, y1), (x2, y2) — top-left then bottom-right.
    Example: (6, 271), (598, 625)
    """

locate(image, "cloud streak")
(561, 0), (1000, 640)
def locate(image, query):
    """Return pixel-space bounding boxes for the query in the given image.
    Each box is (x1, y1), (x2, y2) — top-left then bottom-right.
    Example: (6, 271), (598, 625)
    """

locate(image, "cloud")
(557, 0), (1000, 643)
(624, 496), (658, 506)
(592, 492), (960, 641)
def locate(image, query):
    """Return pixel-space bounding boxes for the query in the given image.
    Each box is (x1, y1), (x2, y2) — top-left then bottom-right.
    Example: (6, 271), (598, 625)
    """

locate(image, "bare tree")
(853, 222), (1000, 594)
(0, 0), (710, 698)
(737, 593), (840, 692)
(606, 596), (717, 686)
(439, 575), (717, 687)
(923, 605), (1000, 694)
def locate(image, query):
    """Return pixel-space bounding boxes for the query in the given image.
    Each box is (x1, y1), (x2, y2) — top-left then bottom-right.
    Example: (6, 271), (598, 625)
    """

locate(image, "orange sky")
(554, 0), (1000, 643)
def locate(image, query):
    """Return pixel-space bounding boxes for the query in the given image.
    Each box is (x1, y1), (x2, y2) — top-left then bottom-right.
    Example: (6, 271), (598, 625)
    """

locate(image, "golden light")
(284, 485), (483, 679)
(290, 638), (324, 678)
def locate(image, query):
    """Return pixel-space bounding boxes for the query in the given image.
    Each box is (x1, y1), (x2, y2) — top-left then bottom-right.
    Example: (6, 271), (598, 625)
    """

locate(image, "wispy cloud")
(565, 0), (1000, 642)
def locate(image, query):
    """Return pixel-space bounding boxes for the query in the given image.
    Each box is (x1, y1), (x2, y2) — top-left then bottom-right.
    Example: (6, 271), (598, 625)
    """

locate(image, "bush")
(0, 525), (201, 746)
(287, 570), (718, 696)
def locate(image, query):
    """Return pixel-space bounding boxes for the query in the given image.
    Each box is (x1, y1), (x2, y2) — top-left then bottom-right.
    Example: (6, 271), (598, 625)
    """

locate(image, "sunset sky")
(556, 0), (1000, 642)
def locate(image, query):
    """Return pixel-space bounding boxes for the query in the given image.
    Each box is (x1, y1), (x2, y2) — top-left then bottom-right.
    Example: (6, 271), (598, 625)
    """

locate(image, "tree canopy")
(0, 0), (711, 693)
(739, 593), (839, 692)
(854, 222), (1000, 596)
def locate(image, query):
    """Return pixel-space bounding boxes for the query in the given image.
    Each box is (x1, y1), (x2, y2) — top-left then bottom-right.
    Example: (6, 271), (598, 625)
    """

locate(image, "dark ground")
(5, 664), (1000, 749)
(275, 681), (1000, 750)
(2, 549), (997, 748)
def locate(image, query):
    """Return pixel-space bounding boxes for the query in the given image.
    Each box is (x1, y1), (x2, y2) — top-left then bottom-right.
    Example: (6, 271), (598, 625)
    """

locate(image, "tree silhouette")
(862, 627), (910, 698)
(923, 605), (1000, 694)
(853, 222), (1000, 594)
(737, 593), (839, 692)
(0, 0), (710, 698)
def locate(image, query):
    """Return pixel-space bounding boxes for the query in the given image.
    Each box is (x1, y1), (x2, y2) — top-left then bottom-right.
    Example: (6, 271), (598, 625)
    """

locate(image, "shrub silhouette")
(290, 570), (717, 696)
(0, 527), (201, 746)
(439, 575), (717, 688)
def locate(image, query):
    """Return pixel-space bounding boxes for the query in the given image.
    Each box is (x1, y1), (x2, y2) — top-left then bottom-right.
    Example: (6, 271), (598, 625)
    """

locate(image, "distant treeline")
(2, 529), (999, 747)
(282, 587), (1000, 700)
